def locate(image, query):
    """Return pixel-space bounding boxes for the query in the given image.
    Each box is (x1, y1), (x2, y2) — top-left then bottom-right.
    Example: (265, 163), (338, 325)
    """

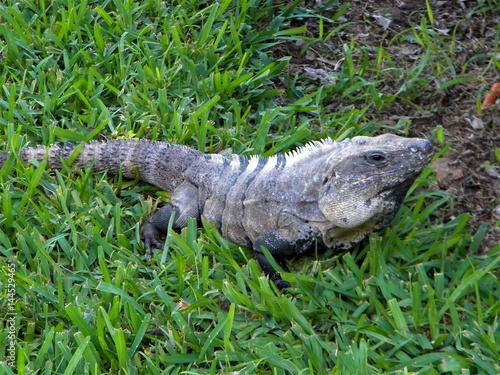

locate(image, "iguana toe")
(274, 279), (291, 290)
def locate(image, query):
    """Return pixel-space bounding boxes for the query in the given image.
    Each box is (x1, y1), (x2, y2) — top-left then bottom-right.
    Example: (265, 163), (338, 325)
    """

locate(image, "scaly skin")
(1, 134), (433, 289)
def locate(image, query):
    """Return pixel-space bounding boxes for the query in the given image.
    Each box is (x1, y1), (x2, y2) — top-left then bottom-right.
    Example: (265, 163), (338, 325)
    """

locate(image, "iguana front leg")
(253, 216), (318, 289)
(140, 182), (199, 260)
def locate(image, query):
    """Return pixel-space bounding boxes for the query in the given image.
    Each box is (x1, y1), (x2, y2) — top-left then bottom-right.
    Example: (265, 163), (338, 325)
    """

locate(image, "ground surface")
(279, 0), (500, 250)
(278, 0), (500, 251)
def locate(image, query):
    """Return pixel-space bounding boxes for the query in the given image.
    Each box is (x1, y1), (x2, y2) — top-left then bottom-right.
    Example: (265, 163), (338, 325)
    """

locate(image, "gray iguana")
(0, 134), (433, 288)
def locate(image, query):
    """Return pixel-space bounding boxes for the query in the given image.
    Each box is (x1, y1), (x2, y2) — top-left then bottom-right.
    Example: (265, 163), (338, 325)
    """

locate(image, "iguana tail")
(0, 140), (204, 191)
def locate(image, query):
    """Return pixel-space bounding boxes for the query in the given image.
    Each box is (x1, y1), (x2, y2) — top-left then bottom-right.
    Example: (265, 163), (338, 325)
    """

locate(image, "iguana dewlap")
(0, 134), (433, 288)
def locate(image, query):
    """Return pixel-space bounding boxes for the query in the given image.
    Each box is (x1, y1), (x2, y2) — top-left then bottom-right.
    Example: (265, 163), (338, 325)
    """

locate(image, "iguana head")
(318, 134), (433, 247)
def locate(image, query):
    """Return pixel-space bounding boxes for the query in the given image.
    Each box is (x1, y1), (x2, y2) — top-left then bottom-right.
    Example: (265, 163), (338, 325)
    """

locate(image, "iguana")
(0, 134), (433, 288)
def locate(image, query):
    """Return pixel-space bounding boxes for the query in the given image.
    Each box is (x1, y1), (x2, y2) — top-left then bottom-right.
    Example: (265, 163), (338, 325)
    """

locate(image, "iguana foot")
(253, 229), (314, 290)
(140, 205), (179, 260)
(140, 220), (166, 261)
(271, 274), (291, 290)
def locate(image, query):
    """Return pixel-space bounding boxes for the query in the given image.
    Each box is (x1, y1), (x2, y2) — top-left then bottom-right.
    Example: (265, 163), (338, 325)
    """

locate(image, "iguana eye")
(366, 152), (387, 164)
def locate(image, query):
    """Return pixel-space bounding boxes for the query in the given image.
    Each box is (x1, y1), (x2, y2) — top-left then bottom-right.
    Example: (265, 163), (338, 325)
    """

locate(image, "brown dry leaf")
(432, 158), (466, 190)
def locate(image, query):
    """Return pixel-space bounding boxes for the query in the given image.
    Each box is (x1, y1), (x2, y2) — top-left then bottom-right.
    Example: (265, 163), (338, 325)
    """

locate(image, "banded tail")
(0, 140), (204, 191)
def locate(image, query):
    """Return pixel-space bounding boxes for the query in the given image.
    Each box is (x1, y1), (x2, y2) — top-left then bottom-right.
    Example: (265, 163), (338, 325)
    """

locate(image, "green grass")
(1, 0), (499, 374)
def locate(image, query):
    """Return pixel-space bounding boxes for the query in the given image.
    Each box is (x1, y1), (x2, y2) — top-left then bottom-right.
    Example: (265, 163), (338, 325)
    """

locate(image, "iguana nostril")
(410, 139), (433, 155)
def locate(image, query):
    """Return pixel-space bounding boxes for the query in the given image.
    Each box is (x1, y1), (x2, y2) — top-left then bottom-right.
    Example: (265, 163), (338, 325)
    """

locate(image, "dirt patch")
(277, 0), (500, 250)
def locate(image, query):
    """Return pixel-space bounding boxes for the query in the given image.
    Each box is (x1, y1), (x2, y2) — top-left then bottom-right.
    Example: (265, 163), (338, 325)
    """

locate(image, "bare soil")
(278, 0), (500, 251)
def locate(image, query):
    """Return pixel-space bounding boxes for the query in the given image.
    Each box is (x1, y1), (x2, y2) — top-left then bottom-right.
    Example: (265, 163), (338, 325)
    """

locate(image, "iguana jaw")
(317, 165), (427, 248)
(319, 176), (418, 248)
(318, 136), (433, 232)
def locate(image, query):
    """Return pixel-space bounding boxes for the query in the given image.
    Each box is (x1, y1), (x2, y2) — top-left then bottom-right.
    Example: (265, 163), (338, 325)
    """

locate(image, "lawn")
(0, 0), (499, 374)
